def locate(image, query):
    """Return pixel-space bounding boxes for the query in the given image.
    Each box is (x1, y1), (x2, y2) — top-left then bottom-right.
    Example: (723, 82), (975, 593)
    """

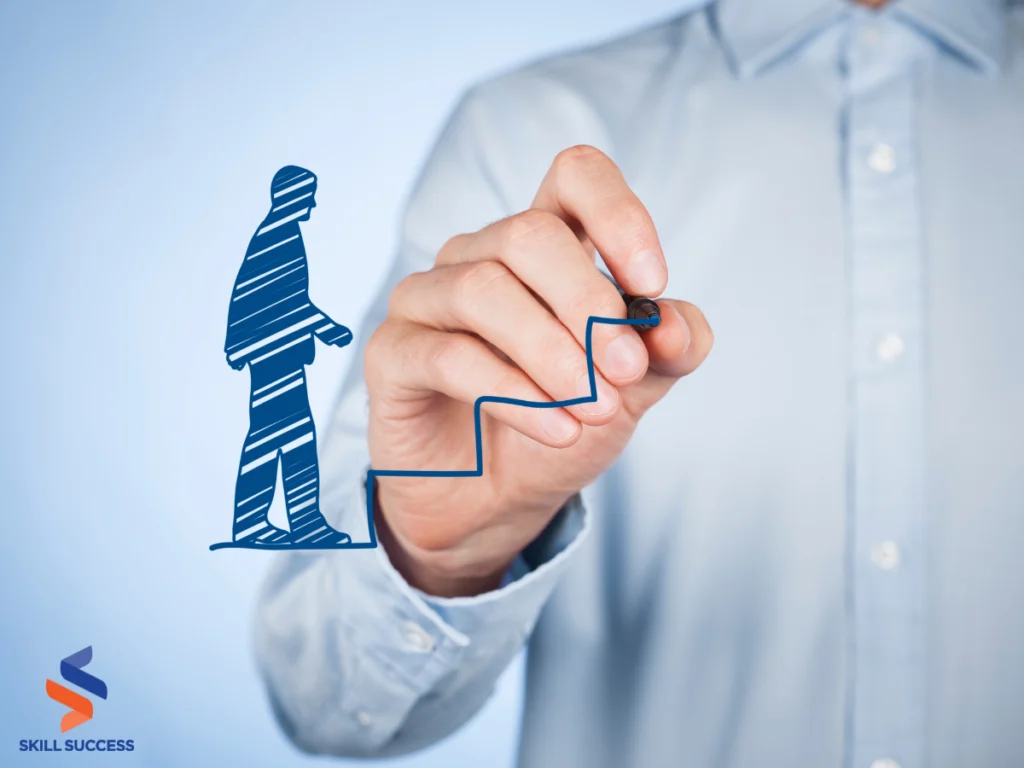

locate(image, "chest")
(625, 62), (1024, 496)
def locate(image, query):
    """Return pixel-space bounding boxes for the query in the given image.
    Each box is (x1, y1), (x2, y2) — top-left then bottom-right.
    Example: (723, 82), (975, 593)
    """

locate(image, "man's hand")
(227, 354), (246, 371)
(364, 146), (713, 597)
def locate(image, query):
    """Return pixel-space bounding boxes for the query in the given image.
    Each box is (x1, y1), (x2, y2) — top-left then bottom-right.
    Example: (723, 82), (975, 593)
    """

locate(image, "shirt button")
(402, 621), (436, 653)
(870, 541), (901, 571)
(870, 759), (901, 768)
(867, 143), (897, 174)
(355, 711), (373, 727)
(876, 332), (905, 362)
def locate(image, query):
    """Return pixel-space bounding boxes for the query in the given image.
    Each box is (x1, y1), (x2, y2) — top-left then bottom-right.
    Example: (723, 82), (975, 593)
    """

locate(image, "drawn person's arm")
(225, 340), (246, 371)
(309, 305), (353, 349)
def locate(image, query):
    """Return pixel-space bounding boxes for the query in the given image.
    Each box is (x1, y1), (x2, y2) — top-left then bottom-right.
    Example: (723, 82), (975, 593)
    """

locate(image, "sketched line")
(212, 315), (657, 551)
(45, 646), (107, 732)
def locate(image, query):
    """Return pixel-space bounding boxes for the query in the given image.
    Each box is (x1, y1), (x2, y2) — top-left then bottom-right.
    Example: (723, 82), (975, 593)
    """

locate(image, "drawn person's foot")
(304, 528), (351, 547)
(237, 525), (292, 547)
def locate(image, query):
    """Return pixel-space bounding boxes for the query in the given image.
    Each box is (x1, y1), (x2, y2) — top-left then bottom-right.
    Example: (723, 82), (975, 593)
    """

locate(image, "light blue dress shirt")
(255, 2), (1024, 766)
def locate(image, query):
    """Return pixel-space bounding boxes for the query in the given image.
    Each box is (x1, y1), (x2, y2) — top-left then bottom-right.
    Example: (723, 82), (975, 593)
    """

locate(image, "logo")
(45, 646), (107, 732)
(18, 646), (134, 754)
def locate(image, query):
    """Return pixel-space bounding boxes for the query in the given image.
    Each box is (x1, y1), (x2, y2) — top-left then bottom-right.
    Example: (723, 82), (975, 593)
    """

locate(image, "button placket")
(844, 15), (928, 768)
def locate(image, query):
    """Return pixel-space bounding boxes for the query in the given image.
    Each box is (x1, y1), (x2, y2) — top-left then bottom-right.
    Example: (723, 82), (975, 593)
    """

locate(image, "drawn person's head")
(268, 165), (318, 225)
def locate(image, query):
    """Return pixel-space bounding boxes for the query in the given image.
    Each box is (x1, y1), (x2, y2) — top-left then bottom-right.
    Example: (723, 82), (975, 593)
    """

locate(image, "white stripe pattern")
(272, 176), (315, 198)
(257, 208), (310, 235)
(251, 370), (302, 396)
(244, 417), (311, 451)
(234, 257), (304, 289)
(251, 377), (304, 407)
(245, 234), (299, 260)
(227, 313), (324, 361)
(250, 333), (311, 364)
(230, 265), (305, 301)
(272, 191), (314, 212)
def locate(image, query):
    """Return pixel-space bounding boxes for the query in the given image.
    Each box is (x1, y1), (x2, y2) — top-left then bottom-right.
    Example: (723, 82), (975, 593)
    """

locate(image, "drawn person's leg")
(232, 438), (290, 545)
(280, 373), (351, 546)
(232, 364), (311, 545)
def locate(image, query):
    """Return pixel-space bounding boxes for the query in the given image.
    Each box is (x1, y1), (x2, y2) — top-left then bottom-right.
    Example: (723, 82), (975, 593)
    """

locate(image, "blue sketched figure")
(216, 166), (353, 550)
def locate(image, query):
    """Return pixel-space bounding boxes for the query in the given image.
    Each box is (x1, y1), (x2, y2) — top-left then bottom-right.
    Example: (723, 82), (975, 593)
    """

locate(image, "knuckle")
(537, 330), (579, 382)
(565, 275), (622, 323)
(436, 232), (471, 266)
(501, 209), (564, 250)
(429, 334), (472, 386)
(563, 285), (593, 324)
(552, 144), (608, 175)
(701, 315), (715, 354)
(450, 261), (512, 317)
(538, 331), (565, 364)
(363, 321), (395, 386)
(388, 272), (421, 315)
(679, 302), (714, 362)
(605, 199), (649, 242)
(490, 364), (526, 401)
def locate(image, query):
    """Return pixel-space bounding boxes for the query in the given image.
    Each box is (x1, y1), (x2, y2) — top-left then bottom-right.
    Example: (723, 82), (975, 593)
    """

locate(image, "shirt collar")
(710, 0), (1012, 78)
(896, 0), (1011, 74)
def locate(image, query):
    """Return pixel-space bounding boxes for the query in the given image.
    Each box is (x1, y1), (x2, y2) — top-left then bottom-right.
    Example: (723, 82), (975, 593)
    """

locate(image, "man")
(255, 2), (1024, 766)
(224, 166), (352, 548)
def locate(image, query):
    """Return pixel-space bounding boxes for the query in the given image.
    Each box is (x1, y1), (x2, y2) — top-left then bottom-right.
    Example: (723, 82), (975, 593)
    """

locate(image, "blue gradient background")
(0, 1), (700, 765)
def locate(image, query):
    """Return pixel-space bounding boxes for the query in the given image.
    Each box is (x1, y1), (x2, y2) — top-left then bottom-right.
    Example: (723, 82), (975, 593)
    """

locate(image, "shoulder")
(476, 9), (710, 104)
(401, 9), (718, 248)
(449, 9), (718, 209)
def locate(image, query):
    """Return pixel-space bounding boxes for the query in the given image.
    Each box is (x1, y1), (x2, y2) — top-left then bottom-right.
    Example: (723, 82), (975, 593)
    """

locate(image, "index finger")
(531, 145), (667, 297)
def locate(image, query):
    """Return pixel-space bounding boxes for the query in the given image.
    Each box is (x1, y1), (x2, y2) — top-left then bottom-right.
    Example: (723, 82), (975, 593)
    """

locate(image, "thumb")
(620, 299), (713, 416)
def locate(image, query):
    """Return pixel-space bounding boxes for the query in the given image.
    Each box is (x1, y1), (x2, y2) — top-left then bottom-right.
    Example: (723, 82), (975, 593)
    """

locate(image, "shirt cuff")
(411, 493), (589, 637)
(297, 476), (588, 750)
(336, 478), (589, 683)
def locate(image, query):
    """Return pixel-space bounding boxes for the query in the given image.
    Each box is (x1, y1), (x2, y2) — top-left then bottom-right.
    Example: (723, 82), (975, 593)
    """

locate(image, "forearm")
(312, 314), (353, 347)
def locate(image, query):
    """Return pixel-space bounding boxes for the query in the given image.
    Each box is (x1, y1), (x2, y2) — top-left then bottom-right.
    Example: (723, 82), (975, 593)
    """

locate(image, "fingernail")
(673, 305), (692, 354)
(539, 407), (579, 443)
(629, 249), (666, 296)
(602, 332), (646, 380)
(576, 371), (618, 417)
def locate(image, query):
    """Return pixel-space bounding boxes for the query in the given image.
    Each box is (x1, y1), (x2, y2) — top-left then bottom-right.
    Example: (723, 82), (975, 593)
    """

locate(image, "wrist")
(375, 504), (513, 597)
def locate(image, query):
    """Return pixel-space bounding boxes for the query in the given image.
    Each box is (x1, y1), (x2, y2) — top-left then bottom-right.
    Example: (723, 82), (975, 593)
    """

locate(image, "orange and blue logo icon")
(45, 647), (107, 732)
(18, 647), (133, 754)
